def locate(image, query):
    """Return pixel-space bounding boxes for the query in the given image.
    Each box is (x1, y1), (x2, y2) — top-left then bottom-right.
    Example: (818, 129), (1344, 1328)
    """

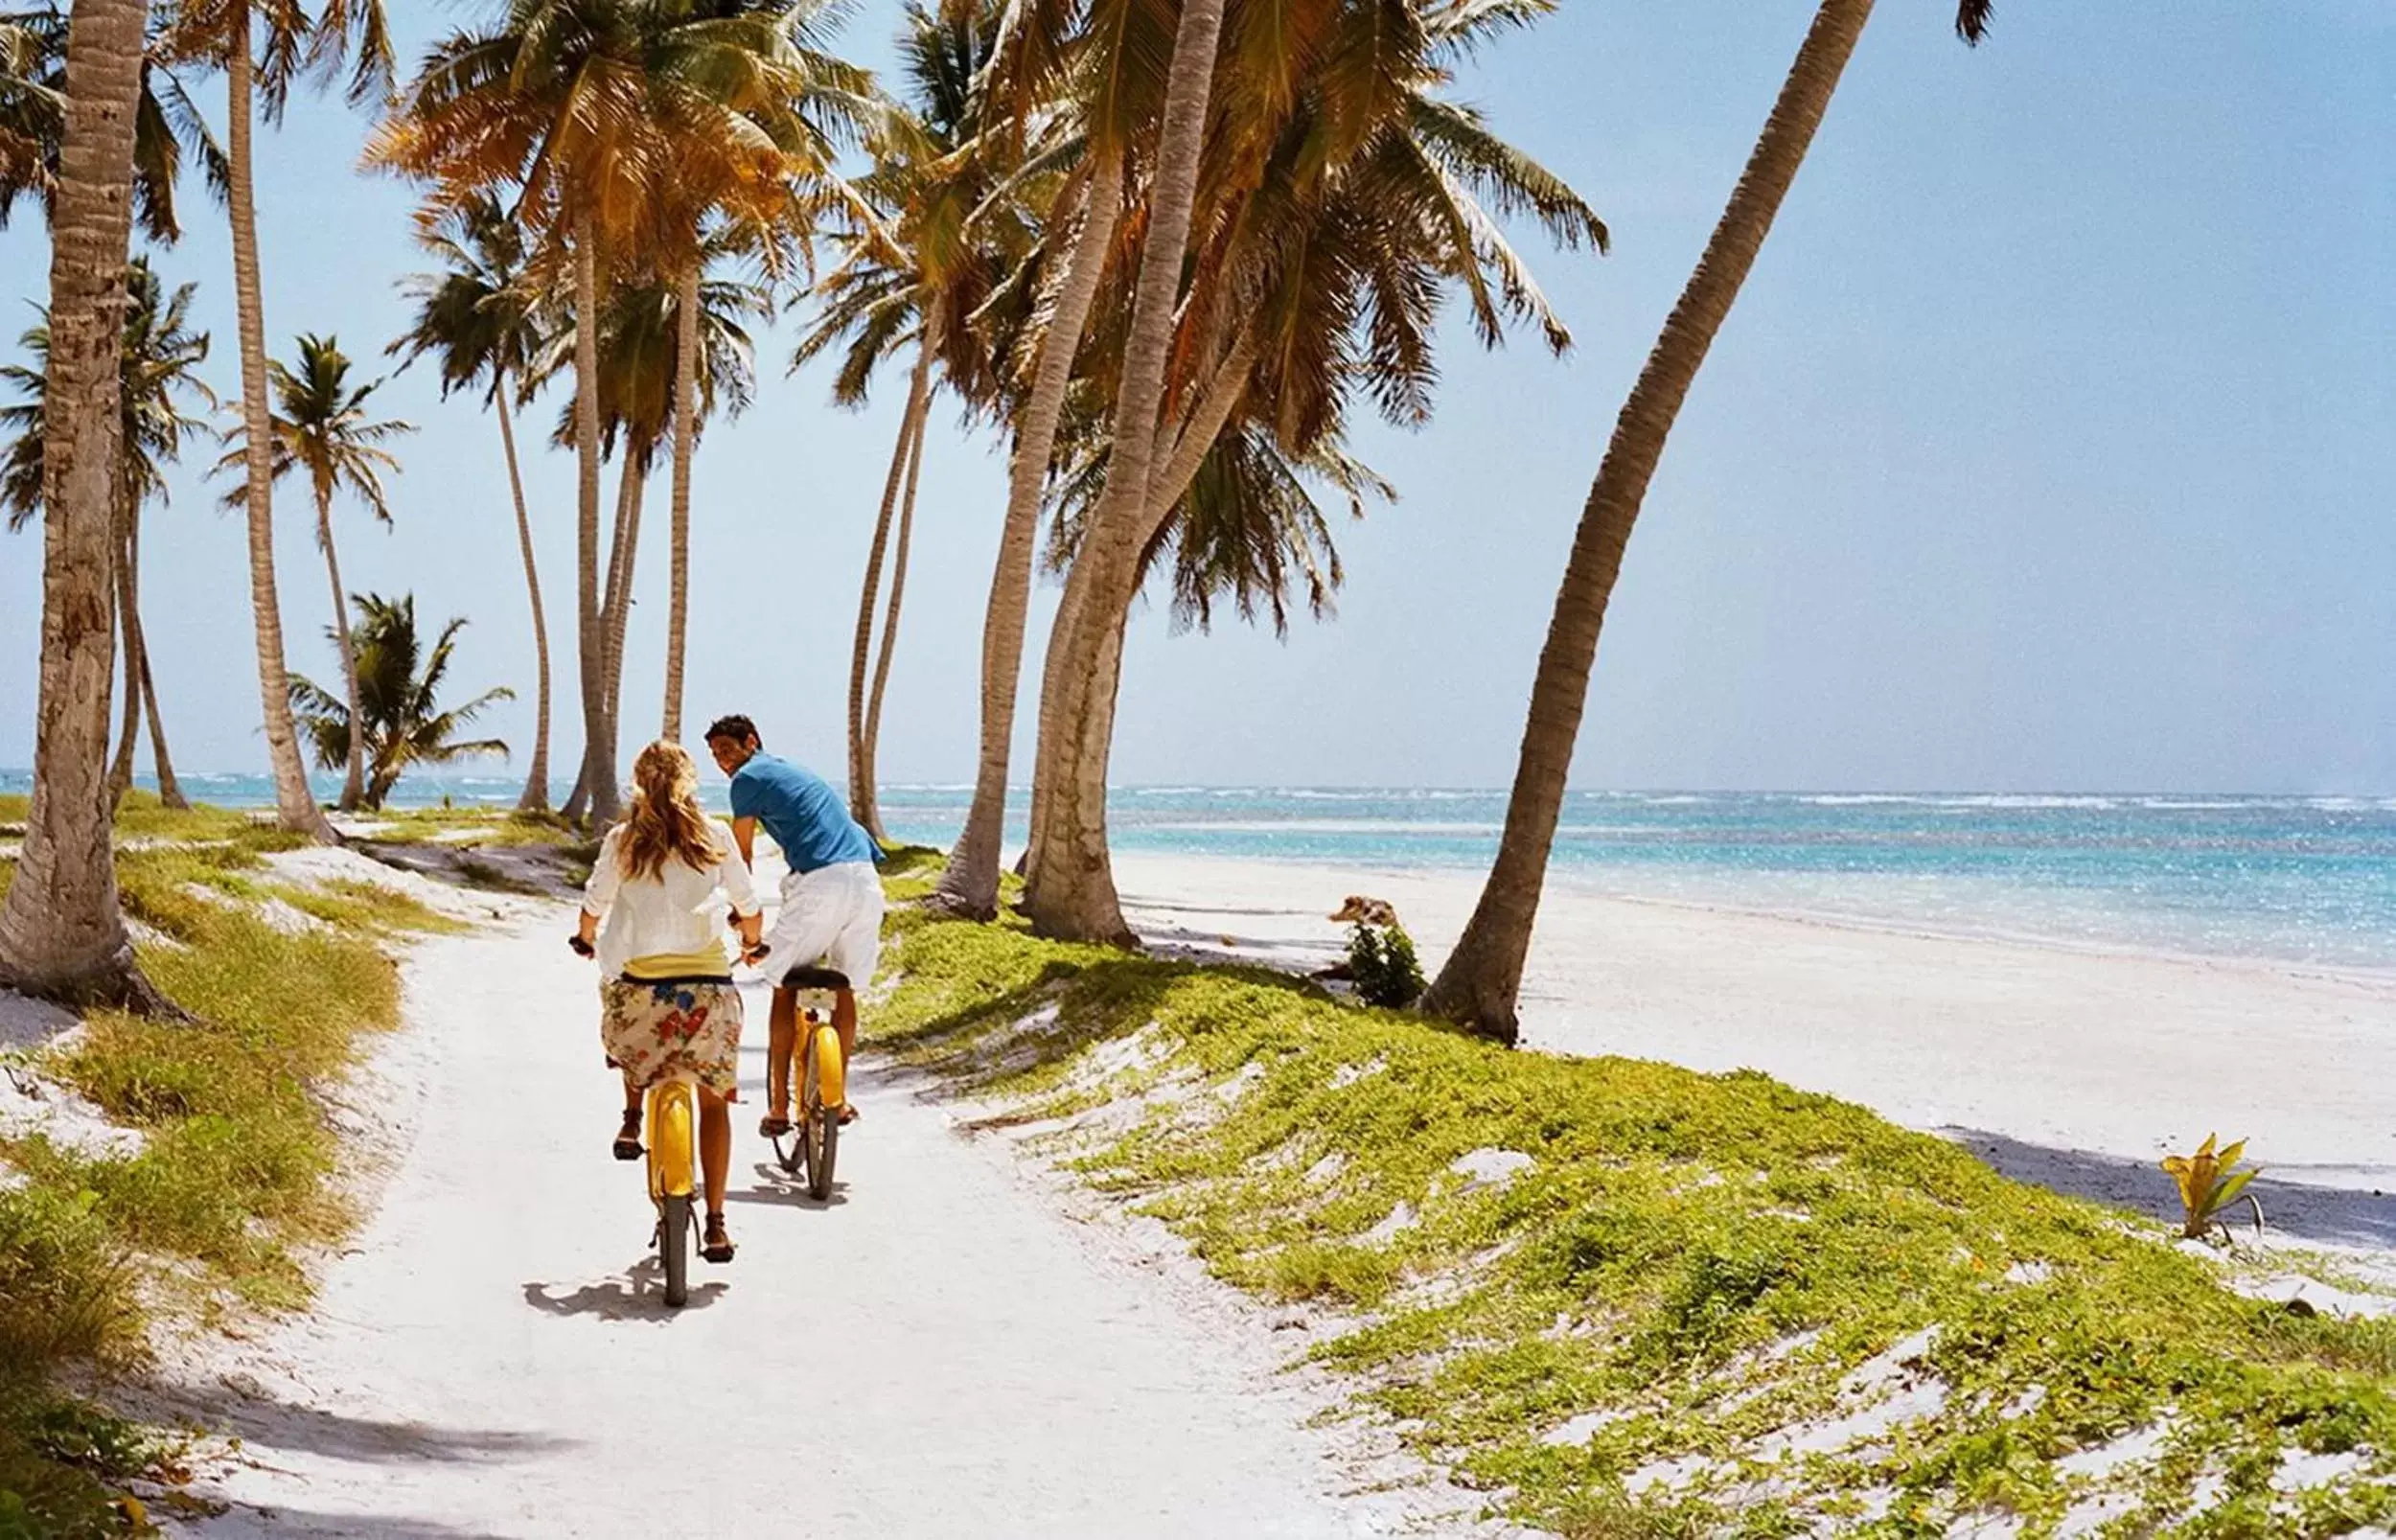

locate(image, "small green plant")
(1346, 921), (1424, 1009)
(2161, 1133), (2262, 1240)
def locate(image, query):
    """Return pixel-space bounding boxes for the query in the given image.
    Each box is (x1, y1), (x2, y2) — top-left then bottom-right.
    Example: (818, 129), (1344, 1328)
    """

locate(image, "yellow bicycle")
(573, 934), (715, 1309)
(771, 964), (848, 1202)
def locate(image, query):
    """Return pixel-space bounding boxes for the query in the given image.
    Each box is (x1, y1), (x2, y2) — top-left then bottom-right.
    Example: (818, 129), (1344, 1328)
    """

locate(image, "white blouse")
(581, 824), (762, 977)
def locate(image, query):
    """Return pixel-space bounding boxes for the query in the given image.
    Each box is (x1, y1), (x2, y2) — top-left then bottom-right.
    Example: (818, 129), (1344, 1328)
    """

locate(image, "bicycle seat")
(781, 964), (852, 993)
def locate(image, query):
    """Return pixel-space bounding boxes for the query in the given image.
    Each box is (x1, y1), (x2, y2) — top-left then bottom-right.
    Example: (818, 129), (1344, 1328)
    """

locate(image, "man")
(703, 714), (884, 1134)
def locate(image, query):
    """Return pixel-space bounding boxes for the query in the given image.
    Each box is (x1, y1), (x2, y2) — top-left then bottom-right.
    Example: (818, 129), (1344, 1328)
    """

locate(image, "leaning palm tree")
(389, 193), (555, 811)
(289, 591), (513, 811)
(1020, 0), (1604, 942)
(1, 258), (217, 813)
(217, 333), (414, 813)
(0, 0), (173, 1011)
(1422, 0), (1996, 1045)
(158, 0), (394, 840)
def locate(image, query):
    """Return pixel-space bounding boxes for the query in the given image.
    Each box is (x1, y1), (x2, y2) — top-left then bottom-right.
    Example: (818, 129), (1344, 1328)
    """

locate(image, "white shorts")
(759, 861), (884, 994)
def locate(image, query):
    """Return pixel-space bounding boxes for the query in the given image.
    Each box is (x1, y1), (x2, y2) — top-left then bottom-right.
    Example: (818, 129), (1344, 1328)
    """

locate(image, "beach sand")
(1109, 852), (2396, 1259)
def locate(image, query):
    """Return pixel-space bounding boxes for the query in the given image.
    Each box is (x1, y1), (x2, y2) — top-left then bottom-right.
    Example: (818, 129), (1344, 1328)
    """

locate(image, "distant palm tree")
(534, 257), (768, 819)
(217, 333), (414, 813)
(159, 0), (395, 840)
(0, 0), (172, 1011)
(1, 258), (217, 812)
(797, 0), (1018, 839)
(289, 592), (512, 812)
(1422, 0), (1996, 1044)
(390, 193), (555, 812)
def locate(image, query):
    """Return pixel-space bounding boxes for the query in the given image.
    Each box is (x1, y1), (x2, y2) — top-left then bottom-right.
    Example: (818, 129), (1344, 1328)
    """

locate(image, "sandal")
(757, 1114), (793, 1139)
(611, 1107), (643, 1161)
(837, 1103), (860, 1127)
(701, 1211), (735, 1264)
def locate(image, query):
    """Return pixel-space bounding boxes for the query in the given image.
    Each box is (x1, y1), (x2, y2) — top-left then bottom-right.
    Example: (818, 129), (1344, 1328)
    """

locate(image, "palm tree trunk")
(599, 450), (646, 777)
(1421, 0), (1877, 1045)
(850, 336), (934, 841)
(106, 501), (141, 809)
(1022, 0), (1229, 945)
(495, 377), (550, 812)
(317, 486), (367, 812)
(571, 212), (618, 826)
(0, 0), (171, 1011)
(929, 148), (1124, 921)
(226, 11), (334, 842)
(862, 376), (929, 842)
(662, 262), (700, 743)
(135, 603), (184, 810)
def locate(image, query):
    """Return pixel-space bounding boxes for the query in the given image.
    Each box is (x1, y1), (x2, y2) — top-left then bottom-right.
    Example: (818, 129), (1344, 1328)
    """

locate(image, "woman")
(576, 740), (764, 1264)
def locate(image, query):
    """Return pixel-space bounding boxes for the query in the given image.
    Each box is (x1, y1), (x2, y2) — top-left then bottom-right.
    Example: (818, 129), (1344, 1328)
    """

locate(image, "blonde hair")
(616, 741), (724, 882)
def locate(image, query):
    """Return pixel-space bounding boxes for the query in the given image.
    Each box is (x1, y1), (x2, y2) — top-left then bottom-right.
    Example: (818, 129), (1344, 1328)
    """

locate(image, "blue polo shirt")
(728, 753), (881, 873)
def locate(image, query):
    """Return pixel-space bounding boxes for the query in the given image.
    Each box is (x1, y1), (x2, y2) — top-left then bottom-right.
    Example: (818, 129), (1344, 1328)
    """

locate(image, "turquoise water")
(12, 771), (2396, 972)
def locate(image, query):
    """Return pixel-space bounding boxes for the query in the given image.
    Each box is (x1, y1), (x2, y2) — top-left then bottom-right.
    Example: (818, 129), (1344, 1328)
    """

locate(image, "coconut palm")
(157, 0), (394, 840)
(1422, 0), (1996, 1044)
(369, 0), (869, 823)
(532, 254), (770, 818)
(1, 259), (217, 813)
(0, 0), (171, 1011)
(0, 5), (226, 245)
(1020, 0), (1604, 942)
(289, 592), (513, 811)
(795, 0), (1020, 839)
(389, 193), (556, 811)
(215, 333), (414, 812)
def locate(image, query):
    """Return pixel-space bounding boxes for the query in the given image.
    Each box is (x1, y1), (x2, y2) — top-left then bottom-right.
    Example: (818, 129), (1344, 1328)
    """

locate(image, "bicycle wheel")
(808, 1024), (841, 1201)
(658, 1192), (692, 1309)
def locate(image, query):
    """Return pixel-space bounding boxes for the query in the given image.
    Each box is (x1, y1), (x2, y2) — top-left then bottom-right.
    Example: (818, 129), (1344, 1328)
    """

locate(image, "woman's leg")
(698, 1087), (731, 1212)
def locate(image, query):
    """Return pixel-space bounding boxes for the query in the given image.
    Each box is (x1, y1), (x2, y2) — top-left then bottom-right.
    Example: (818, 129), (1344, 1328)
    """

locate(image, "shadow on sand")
(1947, 1127), (2396, 1251)
(520, 1253), (726, 1320)
(198, 1506), (514, 1539)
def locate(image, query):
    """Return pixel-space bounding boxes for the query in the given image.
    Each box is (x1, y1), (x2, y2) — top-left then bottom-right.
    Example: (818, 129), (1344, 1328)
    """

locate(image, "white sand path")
(1111, 853), (2396, 1261)
(169, 910), (1474, 1539)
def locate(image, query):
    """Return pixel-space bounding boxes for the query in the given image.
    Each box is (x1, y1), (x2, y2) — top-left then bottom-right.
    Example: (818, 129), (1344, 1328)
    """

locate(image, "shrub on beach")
(1344, 920), (1424, 1009)
(868, 908), (2396, 1536)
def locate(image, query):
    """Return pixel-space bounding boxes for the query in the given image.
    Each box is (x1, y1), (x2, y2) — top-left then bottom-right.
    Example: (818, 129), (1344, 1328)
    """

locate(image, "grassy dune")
(868, 885), (2396, 1538)
(0, 807), (450, 1537)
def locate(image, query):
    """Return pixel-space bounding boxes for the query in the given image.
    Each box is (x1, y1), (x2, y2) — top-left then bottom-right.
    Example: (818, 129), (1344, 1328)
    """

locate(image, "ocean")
(11, 771), (2395, 974)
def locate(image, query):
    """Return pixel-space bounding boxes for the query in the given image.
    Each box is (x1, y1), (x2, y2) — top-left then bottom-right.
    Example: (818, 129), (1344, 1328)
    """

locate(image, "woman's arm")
(718, 836), (765, 957)
(580, 830), (623, 946)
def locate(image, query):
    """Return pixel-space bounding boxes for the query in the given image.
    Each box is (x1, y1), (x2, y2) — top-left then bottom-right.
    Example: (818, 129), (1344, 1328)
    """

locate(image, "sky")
(2, 1), (2391, 794)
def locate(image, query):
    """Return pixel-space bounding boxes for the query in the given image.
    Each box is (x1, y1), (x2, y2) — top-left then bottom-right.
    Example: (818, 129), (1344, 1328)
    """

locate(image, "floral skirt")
(599, 977), (744, 1100)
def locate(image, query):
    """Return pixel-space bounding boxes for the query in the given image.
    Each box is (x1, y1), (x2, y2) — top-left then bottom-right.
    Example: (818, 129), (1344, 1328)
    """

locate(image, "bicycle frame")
(773, 968), (849, 1201)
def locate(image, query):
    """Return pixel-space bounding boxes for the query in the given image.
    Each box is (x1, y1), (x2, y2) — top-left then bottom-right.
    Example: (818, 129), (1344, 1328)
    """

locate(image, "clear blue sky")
(3, 1), (2390, 793)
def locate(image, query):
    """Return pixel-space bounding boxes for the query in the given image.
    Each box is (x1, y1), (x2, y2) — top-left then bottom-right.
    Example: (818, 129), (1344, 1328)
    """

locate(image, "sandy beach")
(1111, 852), (2396, 1258)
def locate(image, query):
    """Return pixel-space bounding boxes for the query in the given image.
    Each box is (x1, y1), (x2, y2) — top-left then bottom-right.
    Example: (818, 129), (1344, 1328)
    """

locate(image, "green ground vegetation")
(868, 906), (2396, 1538)
(0, 803), (450, 1537)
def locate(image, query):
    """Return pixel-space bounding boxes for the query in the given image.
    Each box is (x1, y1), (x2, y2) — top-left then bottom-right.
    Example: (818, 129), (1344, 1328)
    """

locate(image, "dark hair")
(703, 713), (760, 747)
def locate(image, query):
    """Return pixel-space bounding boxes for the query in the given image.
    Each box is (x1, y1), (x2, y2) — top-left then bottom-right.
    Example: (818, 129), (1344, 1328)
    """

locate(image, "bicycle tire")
(659, 1193), (692, 1308)
(810, 1106), (839, 1201)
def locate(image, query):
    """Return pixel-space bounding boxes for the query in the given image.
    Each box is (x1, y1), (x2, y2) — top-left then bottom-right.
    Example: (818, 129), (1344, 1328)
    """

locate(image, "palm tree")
(0, 4), (226, 246)
(796, 0), (1018, 839)
(1421, 0), (1996, 1045)
(217, 332), (414, 813)
(0, 0), (173, 1011)
(289, 592), (513, 811)
(1020, 0), (1604, 942)
(389, 193), (555, 811)
(2, 259), (217, 814)
(369, 0), (869, 824)
(159, 0), (393, 841)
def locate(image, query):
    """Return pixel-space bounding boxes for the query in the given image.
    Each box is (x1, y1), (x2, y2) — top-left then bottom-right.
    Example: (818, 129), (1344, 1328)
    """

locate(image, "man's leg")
(833, 989), (858, 1070)
(761, 985), (797, 1135)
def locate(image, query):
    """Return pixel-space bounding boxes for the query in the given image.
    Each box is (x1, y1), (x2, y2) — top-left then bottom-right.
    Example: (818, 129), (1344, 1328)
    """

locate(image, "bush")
(1346, 921), (1424, 1008)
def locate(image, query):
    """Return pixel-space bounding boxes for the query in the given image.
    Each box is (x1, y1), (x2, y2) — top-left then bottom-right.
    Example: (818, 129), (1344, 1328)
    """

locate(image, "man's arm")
(732, 816), (758, 870)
